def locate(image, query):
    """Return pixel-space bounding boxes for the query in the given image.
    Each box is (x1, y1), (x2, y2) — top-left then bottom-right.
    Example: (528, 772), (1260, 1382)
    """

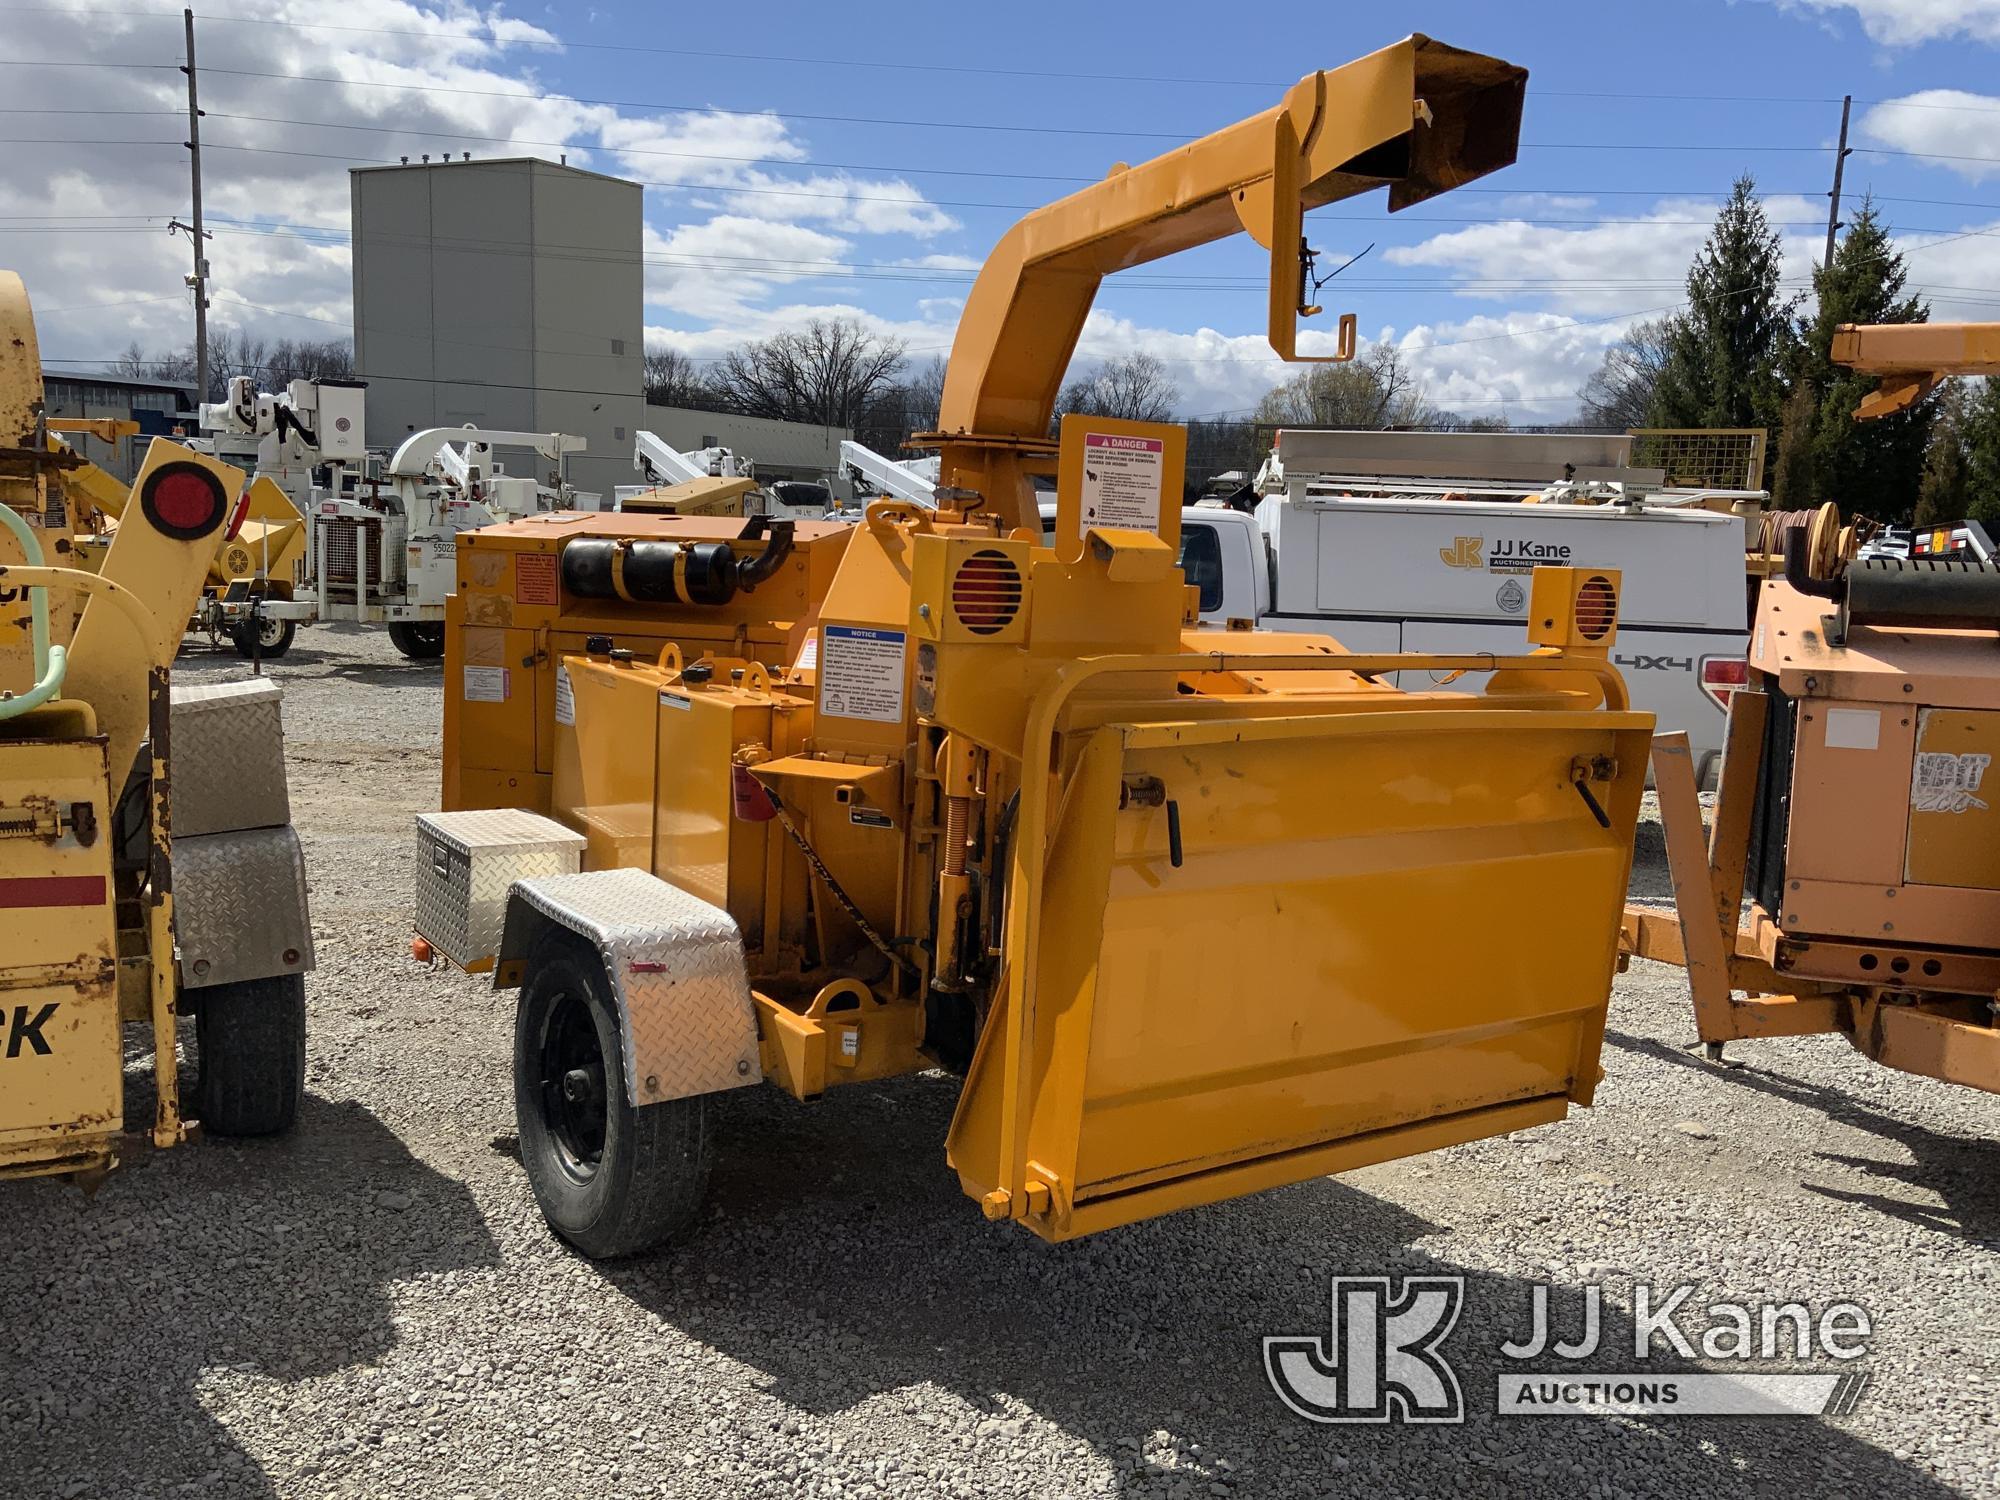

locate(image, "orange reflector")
(1574, 575), (1617, 641)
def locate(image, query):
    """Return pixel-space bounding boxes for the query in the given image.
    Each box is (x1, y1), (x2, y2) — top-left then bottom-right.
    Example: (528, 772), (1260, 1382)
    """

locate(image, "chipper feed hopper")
(1, 271), (313, 1180)
(1625, 322), (2000, 1093)
(416, 37), (1656, 1256)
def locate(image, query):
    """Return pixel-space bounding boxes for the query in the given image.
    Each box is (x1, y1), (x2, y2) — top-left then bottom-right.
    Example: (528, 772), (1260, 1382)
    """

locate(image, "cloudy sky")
(9, 0), (2000, 421)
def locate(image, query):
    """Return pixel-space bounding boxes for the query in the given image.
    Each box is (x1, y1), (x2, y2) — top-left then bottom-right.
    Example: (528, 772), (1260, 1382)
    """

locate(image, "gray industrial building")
(350, 156), (645, 498)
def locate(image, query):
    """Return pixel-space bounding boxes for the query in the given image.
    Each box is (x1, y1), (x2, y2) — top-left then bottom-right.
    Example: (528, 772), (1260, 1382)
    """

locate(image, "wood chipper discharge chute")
(417, 39), (1653, 1257)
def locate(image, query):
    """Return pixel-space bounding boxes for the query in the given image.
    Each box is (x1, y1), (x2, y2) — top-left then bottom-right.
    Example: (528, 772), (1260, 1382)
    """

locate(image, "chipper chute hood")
(944, 681), (1646, 1239)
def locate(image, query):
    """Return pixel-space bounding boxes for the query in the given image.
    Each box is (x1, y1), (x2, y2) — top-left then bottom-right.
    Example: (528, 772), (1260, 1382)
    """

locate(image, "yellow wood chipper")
(1626, 322), (2000, 1093)
(0, 271), (313, 1181)
(413, 36), (1657, 1257)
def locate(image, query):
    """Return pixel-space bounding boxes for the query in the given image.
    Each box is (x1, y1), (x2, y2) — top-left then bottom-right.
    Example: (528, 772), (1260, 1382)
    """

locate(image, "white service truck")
(200, 379), (594, 659)
(1186, 430), (1755, 785)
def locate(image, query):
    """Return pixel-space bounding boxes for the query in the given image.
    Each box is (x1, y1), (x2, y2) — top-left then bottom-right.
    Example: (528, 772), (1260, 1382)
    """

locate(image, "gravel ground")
(3, 622), (1996, 1499)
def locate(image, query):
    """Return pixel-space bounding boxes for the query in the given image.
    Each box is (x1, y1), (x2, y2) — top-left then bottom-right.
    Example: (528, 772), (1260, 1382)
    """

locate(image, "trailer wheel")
(513, 935), (711, 1259)
(387, 623), (446, 660)
(195, 974), (307, 1136)
(231, 615), (296, 660)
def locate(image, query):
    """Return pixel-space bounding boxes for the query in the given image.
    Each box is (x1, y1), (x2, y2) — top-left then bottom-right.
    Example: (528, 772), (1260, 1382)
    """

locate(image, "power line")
(8, 4), (1940, 112)
(197, 69), (1193, 141)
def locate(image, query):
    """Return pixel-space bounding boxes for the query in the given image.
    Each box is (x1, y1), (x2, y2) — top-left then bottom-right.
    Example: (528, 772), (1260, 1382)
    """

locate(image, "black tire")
(231, 615), (296, 660)
(387, 622), (446, 659)
(513, 935), (711, 1258)
(195, 973), (306, 1136)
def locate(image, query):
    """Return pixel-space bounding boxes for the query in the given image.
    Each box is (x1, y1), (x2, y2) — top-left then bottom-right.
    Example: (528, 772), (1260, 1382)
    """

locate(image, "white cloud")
(1384, 197), (1827, 315)
(4, 0), (966, 368)
(1774, 0), (2000, 44)
(1862, 90), (2000, 180)
(642, 218), (852, 321)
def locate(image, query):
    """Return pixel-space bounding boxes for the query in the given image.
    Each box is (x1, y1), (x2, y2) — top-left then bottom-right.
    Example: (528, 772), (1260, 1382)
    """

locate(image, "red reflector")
(0, 875), (106, 909)
(1574, 575), (1617, 641)
(153, 470), (223, 529)
(1700, 656), (1748, 711)
(950, 549), (1024, 635)
(140, 462), (228, 540)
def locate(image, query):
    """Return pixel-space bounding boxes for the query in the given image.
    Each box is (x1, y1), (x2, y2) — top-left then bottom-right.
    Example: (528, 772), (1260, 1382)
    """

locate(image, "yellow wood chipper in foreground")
(0, 272), (314, 1181)
(414, 36), (1656, 1256)
(1626, 322), (2000, 1094)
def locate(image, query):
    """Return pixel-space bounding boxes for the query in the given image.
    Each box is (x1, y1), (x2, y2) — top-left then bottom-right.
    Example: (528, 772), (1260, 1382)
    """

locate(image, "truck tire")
(195, 974), (307, 1136)
(231, 616), (296, 660)
(513, 934), (712, 1259)
(387, 623), (446, 660)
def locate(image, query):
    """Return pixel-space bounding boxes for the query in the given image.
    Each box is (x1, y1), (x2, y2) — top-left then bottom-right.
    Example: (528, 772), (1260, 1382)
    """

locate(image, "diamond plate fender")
(173, 824), (316, 989)
(495, 868), (762, 1106)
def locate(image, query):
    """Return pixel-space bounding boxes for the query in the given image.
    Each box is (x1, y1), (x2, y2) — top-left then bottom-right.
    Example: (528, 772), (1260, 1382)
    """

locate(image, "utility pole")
(180, 6), (210, 399)
(1823, 93), (1853, 272)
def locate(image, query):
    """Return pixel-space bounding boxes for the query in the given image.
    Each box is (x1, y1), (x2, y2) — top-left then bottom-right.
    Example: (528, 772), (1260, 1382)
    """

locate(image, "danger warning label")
(1079, 432), (1165, 537)
(514, 551), (558, 606)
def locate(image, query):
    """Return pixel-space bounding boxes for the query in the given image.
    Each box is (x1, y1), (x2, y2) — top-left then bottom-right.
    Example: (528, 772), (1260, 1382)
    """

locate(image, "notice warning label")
(1079, 431), (1166, 537)
(819, 625), (905, 723)
(463, 666), (509, 704)
(554, 664), (574, 725)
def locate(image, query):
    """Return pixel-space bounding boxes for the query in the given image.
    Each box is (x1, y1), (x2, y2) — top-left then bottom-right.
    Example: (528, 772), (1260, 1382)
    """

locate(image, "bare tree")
(112, 340), (155, 379)
(709, 318), (907, 428)
(904, 355), (947, 431)
(1055, 351), (1180, 424)
(1578, 317), (1673, 429)
(1254, 344), (1432, 428)
(117, 328), (353, 399)
(642, 344), (719, 409)
(264, 337), (355, 387)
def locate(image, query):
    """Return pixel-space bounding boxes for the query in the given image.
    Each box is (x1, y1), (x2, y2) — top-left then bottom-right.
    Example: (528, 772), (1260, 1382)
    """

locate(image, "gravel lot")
(3, 623), (1996, 1499)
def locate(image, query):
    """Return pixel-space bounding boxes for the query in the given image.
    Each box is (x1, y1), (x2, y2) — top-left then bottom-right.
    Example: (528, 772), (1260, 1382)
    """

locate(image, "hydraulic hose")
(0, 504), (63, 720)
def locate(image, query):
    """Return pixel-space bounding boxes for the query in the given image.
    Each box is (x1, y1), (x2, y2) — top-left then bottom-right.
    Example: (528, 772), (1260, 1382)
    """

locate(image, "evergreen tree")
(1915, 380), (1970, 528)
(1648, 176), (1796, 433)
(1962, 378), (2000, 526)
(1784, 199), (1933, 519)
(1768, 383), (1819, 505)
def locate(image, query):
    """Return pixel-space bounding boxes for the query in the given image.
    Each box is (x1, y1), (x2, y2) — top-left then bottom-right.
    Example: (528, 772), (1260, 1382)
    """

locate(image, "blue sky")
(11, 0), (2000, 419)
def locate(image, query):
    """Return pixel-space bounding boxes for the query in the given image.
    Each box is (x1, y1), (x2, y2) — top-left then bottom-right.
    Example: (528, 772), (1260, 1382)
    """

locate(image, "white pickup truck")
(1175, 431), (1755, 786)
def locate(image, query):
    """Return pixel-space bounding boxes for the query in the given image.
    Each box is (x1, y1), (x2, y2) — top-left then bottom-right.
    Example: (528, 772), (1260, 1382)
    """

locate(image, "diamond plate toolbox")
(415, 809), (586, 971)
(170, 678), (290, 836)
(174, 825), (315, 989)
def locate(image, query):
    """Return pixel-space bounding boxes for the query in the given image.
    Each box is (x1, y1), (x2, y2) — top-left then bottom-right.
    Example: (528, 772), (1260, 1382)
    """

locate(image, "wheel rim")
(257, 617), (286, 646)
(537, 989), (608, 1184)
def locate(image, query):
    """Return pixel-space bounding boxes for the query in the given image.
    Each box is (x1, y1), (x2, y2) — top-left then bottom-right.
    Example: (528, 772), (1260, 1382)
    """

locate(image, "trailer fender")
(174, 825), (315, 991)
(494, 868), (762, 1105)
